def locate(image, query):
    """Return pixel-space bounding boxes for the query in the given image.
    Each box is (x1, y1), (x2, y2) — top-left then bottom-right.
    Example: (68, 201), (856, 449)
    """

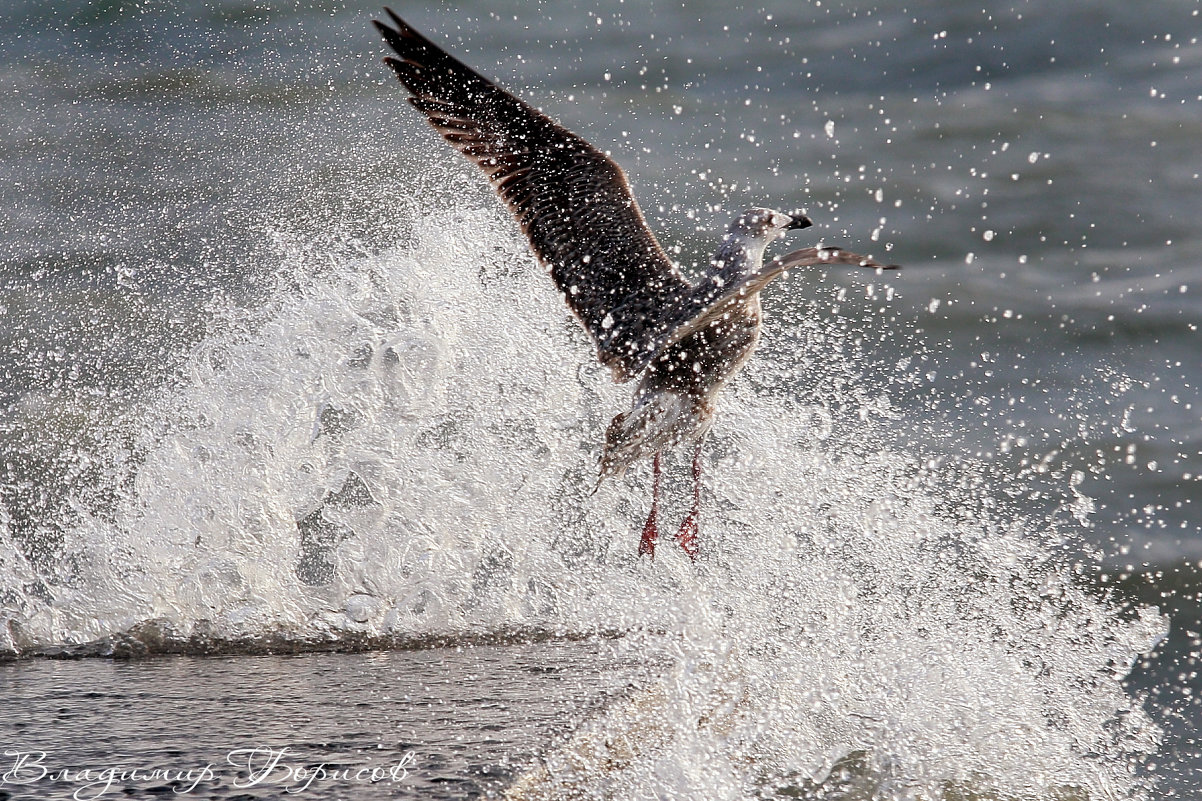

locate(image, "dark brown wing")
(374, 9), (690, 383)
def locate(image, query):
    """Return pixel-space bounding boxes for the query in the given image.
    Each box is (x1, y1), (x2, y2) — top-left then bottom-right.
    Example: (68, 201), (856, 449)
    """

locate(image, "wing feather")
(654, 247), (900, 355)
(374, 9), (690, 382)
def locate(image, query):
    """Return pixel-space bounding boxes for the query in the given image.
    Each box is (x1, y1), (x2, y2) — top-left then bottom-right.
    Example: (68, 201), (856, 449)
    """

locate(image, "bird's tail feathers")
(595, 393), (695, 491)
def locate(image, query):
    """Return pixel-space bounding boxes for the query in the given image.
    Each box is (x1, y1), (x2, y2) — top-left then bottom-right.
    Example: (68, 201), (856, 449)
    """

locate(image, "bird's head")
(727, 208), (812, 242)
(710, 207), (814, 282)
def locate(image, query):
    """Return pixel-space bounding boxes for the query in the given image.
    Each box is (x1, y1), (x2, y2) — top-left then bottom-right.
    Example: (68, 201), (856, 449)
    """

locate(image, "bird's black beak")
(786, 213), (813, 231)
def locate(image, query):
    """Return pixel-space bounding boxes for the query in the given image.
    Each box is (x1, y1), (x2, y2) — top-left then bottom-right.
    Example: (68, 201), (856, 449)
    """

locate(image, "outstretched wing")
(655, 247), (900, 355)
(374, 9), (690, 383)
(767, 246), (900, 274)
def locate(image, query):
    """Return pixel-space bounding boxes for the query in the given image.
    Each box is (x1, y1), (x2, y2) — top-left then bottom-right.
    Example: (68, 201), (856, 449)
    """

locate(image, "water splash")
(509, 423), (1166, 798)
(0, 176), (1165, 798)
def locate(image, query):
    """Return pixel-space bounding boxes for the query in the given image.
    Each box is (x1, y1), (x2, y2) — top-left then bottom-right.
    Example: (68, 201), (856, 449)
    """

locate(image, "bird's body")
(599, 291), (760, 482)
(374, 9), (898, 559)
(600, 215), (789, 484)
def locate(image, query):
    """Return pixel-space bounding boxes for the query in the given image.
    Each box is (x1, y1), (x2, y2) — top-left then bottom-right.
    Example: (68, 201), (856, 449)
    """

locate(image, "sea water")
(2, 1), (1199, 798)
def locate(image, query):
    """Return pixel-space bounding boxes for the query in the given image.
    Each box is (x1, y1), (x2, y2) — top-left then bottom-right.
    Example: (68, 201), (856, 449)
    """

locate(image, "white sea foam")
(0, 180), (1165, 798)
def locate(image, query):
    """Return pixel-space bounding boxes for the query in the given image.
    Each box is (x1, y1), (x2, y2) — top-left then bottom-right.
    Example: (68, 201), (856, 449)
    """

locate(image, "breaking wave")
(0, 171), (1165, 799)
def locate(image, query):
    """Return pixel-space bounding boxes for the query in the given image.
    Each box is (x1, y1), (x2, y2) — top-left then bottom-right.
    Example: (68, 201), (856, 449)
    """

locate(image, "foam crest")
(1, 202), (681, 651)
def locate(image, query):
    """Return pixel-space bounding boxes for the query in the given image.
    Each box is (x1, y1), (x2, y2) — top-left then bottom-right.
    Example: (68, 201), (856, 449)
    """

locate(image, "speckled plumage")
(375, 9), (898, 557)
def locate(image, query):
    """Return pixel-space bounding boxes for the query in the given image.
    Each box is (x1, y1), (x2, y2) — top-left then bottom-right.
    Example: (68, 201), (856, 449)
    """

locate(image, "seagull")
(374, 9), (898, 560)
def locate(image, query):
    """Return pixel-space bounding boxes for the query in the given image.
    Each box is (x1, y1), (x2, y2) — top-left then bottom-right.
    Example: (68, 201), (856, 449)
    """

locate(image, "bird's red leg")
(638, 452), (662, 558)
(675, 444), (702, 561)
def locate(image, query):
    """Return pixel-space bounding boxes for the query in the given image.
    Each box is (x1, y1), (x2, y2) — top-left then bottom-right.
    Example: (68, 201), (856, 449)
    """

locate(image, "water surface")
(1, 1), (1199, 798)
